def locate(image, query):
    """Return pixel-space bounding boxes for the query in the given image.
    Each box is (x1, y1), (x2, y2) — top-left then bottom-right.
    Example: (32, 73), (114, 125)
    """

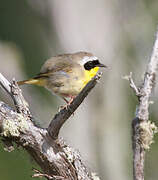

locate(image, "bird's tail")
(17, 78), (41, 86)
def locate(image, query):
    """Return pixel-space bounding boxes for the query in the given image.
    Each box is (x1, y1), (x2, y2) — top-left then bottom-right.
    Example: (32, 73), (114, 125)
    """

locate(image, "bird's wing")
(36, 57), (75, 78)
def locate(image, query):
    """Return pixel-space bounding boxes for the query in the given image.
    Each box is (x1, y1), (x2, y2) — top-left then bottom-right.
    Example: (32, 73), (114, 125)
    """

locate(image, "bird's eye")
(84, 60), (99, 70)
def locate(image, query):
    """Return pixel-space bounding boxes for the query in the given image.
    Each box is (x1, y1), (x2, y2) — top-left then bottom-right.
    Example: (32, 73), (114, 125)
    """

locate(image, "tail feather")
(17, 79), (40, 85)
(17, 77), (46, 86)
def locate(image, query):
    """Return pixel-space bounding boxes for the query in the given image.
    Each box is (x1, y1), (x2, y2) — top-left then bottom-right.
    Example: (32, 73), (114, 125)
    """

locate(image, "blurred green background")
(0, 0), (158, 179)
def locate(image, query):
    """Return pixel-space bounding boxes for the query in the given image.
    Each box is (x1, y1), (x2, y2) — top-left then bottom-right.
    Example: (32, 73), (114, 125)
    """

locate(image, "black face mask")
(84, 60), (107, 70)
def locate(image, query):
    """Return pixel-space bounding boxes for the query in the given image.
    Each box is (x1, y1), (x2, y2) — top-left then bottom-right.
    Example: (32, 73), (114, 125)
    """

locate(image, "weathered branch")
(0, 72), (101, 180)
(128, 29), (158, 180)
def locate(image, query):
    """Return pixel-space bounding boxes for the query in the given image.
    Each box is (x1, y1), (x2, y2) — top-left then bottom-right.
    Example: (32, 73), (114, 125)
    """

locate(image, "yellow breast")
(83, 67), (99, 86)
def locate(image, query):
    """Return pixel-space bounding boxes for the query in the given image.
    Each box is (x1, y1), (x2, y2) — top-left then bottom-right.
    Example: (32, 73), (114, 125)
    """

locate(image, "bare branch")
(128, 29), (158, 180)
(136, 32), (158, 121)
(0, 73), (30, 115)
(124, 72), (141, 96)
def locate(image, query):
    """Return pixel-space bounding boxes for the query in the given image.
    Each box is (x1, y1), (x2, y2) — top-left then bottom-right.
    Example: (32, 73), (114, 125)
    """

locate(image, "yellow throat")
(83, 67), (99, 86)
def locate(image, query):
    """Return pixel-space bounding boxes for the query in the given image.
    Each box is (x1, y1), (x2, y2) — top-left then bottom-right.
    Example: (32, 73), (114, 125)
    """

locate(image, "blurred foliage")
(0, 142), (45, 180)
(0, 0), (49, 74)
(0, 0), (57, 179)
(0, 0), (60, 103)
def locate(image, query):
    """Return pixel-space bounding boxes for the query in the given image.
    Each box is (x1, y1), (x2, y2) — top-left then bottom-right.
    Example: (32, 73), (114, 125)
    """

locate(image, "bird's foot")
(58, 96), (76, 114)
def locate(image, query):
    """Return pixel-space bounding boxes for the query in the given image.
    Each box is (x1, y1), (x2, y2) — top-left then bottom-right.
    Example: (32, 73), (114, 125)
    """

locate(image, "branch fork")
(126, 72), (141, 97)
(0, 72), (102, 180)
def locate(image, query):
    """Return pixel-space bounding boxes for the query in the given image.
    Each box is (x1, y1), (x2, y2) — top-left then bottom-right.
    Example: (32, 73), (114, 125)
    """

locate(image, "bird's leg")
(63, 96), (76, 106)
(58, 96), (76, 112)
(67, 95), (76, 105)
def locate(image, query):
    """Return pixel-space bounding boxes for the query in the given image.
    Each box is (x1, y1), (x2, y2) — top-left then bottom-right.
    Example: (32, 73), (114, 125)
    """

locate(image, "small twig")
(0, 73), (30, 116)
(48, 73), (102, 139)
(11, 80), (31, 118)
(127, 72), (141, 97)
(32, 168), (64, 179)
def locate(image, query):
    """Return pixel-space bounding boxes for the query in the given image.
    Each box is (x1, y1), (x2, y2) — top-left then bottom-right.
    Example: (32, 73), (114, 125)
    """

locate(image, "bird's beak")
(98, 63), (107, 68)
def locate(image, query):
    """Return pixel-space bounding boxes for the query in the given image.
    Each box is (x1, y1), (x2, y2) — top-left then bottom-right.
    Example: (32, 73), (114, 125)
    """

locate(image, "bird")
(18, 52), (107, 104)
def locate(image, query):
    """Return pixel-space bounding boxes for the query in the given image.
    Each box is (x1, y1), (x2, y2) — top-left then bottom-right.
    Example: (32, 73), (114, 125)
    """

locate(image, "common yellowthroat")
(18, 52), (107, 103)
